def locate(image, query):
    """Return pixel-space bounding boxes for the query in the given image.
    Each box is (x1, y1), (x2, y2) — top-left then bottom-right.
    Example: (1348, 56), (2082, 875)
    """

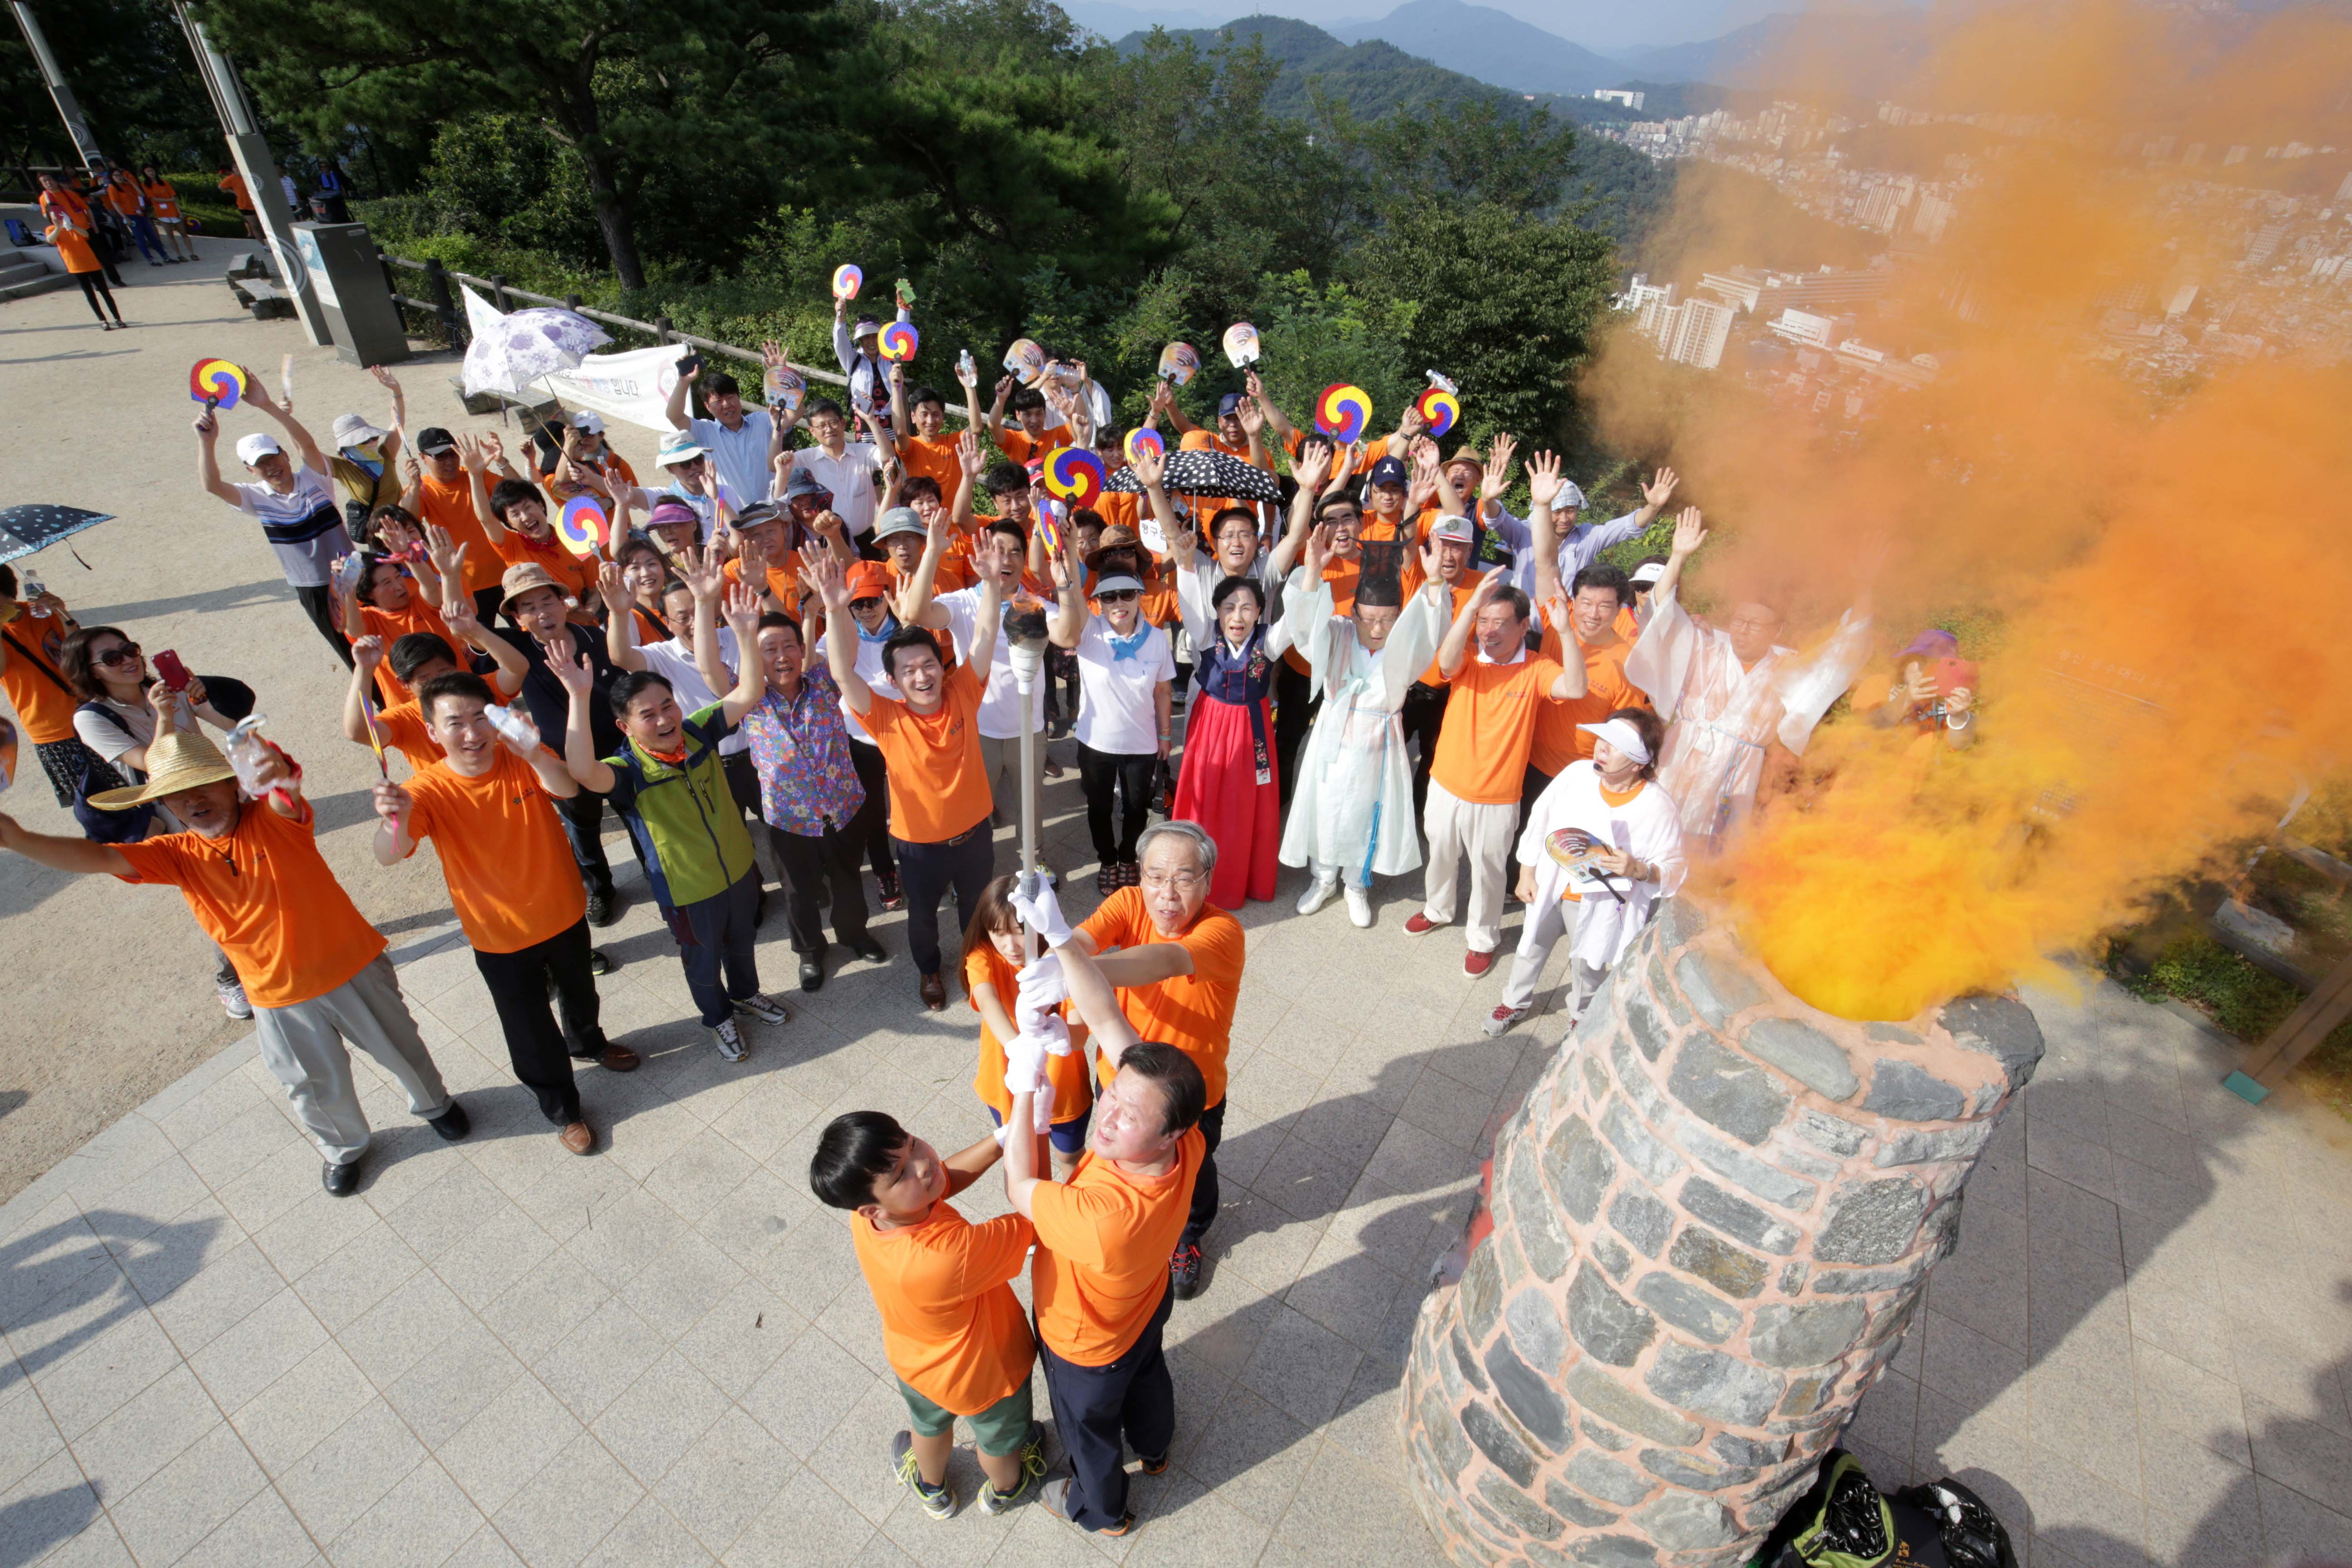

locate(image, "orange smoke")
(1589, 0), (2352, 1019)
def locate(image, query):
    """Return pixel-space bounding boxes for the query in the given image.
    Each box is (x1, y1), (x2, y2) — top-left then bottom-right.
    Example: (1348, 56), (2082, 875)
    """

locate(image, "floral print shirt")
(738, 664), (866, 835)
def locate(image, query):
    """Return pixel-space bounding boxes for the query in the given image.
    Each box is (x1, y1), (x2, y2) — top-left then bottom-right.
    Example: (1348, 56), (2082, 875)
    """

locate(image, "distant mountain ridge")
(1326, 0), (1628, 96)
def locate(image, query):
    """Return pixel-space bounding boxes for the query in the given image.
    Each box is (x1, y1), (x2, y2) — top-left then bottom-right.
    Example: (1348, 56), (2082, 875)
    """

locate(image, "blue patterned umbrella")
(0, 503), (114, 565)
(461, 290), (614, 398)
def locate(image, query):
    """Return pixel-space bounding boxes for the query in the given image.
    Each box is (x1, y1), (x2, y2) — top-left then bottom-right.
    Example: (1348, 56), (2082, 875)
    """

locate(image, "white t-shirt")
(934, 587), (1044, 741)
(790, 443), (881, 537)
(634, 627), (746, 756)
(840, 628), (903, 745)
(233, 466), (344, 587)
(1073, 616), (1173, 757)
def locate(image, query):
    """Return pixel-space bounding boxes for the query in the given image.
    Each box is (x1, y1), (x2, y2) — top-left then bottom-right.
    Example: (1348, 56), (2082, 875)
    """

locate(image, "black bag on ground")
(1893, 1479), (2019, 1568)
(1750, 1450), (1953, 1568)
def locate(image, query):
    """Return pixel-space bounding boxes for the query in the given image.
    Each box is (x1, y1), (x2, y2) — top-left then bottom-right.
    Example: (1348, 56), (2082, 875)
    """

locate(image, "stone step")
(0, 247), (70, 300)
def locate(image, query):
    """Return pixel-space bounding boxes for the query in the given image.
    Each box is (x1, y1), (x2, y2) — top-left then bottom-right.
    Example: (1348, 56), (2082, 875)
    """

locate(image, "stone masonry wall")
(1399, 899), (2045, 1568)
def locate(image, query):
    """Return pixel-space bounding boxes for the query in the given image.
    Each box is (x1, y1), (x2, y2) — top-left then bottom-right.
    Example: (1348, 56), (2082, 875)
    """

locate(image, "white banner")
(538, 343), (688, 433)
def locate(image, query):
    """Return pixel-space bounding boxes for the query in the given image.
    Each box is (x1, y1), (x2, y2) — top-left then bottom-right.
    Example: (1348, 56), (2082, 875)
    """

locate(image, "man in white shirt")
(665, 361), (776, 505)
(788, 398), (883, 542)
(193, 391), (352, 665)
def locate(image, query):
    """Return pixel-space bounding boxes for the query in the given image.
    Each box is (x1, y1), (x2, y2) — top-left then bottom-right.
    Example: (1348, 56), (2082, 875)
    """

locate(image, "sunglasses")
(1098, 589), (1141, 604)
(94, 642), (144, 667)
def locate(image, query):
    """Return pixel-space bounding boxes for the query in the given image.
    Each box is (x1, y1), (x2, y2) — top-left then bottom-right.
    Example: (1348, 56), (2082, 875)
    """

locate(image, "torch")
(1003, 601), (1054, 962)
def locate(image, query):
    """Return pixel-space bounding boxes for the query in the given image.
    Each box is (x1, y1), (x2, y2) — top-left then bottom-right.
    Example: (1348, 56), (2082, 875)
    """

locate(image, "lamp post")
(1003, 603), (1054, 961)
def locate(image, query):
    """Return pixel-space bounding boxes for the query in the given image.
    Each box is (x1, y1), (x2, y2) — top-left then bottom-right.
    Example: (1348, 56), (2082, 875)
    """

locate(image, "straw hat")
(1084, 524), (1146, 573)
(88, 729), (238, 810)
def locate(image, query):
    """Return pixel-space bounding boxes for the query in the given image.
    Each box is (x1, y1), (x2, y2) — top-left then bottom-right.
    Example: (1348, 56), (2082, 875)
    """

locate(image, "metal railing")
(375, 251), (966, 421)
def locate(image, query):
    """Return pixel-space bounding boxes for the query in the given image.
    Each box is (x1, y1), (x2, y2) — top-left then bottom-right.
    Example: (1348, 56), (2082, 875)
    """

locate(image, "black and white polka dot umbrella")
(0, 504), (115, 565)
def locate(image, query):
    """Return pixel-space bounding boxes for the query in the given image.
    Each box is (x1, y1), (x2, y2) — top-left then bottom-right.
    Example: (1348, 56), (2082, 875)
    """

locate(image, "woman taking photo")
(1048, 532), (1174, 895)
(57, 626), (258, 1016)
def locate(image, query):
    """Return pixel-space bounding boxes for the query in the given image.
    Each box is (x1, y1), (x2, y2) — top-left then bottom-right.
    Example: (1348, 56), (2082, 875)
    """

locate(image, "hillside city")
(1595, 94), (2352, 429)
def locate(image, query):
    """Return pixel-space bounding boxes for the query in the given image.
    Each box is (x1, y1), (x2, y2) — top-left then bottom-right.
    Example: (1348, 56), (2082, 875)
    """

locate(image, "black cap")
(416, 426), (457, 455)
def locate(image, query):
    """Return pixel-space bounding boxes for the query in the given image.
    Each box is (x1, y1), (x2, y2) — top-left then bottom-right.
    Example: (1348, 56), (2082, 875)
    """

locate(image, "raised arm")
(897, 506), (951, 625)
(459, 438), (509, 544)
(805, 551), (871, 713)
(550, 646), (617, 793)
(965, 536), (1007, 674)
(1046, 544), (1086, 649)
(664, 358), (698, 432)
(1152, 379), (1199, 436)
(343, 637), (386, 744)
(716, 582), (765, 725)
(985, 375), (1014, 449)
(193, 408), (242, 506)
(440, 591), (525, 698)
(1266, 441), (1331, 580)
(1648, 507), (1707, 611)
(1437, 564), (1506, 681)
(245, 371), (326, 475)
(598, 562), (647, 672)
(1245, 369), (1296, 448)
(1527, 449), (1568, 604)
(371, 779), (417, 866)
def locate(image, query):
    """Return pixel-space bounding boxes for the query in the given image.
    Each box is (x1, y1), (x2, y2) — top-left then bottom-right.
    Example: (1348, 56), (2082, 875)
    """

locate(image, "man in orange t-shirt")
(820, 545), (1007, 1008)
(216, 164), (263, 239)
(0, 731), (465, 1196)
(1407, 565), (1587, 974)
(404, 427), (505, 615)
(1528, 562), (1648, 821)
(372, 671), (637, 1155)
(1071, 819), (1243, 1298)
(998, 892), (1207, 1538)
(889, 362), (980, 501)
(812, 1110), (1048, 1519)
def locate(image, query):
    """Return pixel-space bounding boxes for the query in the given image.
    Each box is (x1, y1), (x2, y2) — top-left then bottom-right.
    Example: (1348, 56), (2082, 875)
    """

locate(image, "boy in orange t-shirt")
(997, 883), (1207, 1538)
(372, 671), (637, 1154)
(819, 545), (1007, 1007)
(812, 1110), (1048, 1519)
(0, 731), (464, 1196)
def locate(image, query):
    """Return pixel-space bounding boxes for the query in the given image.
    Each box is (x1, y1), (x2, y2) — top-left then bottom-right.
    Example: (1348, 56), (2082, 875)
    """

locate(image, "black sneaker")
(1170, 1242), (1204, 1300)
(426, 1101), (471, 1141)
(979, 1421), (1049, 1514)
(322, 1160), (361, 1196)
(588, 948), (613, 976)
(799, 956), (825, 993)
(850, 937), (887, 964)
(586, 888), (620, 927)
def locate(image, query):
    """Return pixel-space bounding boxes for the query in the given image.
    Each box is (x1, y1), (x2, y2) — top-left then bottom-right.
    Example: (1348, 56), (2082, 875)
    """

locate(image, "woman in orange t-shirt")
(139, 165), (196, 260)
(36, 174), (123, 329)
(960, 875), (1094, 1180)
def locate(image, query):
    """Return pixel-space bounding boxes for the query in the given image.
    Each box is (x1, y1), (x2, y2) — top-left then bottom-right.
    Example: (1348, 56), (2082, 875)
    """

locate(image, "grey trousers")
(1501, 895), (1611, 1019)
(251, 953), (452, 1166)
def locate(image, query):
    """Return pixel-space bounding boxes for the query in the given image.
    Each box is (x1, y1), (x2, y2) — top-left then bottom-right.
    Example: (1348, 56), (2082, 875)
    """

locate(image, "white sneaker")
(1344, 884), (1373, 928)
(734, 994), (790, 1027)
(216, 977), (253, 1020)
(713, 1018), (748, 1062)
(1483, 1003), (1529, 1038)
(1296, 877), (1339, 916)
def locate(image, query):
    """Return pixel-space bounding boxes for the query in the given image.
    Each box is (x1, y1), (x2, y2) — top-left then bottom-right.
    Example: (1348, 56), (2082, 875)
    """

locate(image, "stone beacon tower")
(1400, 901), (2043, 1568)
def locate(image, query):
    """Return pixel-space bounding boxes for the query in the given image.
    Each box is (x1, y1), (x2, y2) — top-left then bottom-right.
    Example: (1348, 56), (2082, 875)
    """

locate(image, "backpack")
(1891, 1480), (2019, 1568)
(1754, 1450), (1955, 1568)
(69, 701), (154, 844)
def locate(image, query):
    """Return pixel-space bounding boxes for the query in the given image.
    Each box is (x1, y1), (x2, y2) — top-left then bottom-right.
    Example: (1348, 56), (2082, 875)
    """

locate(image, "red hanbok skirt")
(1172, 694), (1280, 906)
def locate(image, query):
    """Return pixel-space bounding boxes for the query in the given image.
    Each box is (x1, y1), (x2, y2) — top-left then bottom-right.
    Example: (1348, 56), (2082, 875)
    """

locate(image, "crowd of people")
(0, 302), (1985, 1536)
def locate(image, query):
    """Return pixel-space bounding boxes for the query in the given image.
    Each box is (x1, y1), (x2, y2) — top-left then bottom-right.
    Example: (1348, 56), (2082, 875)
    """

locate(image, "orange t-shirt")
(1, 608), (83, 743)
(964, 944), (1094, 1125)
(218, 172), (255, 211)
(1092, 490), (1142, 534)
(996, 424), (1069, 467)
(1283, 556), (1362, 676)
(1076, 887), (1245, 1107)
(143, 181), (181, 221)
(899, 435), (963, 503)
(885, 553), (970, 598)
(1431, 652), (1564, 805)
(851, 1203), (1035, 1415)
(1031, 1127), (1205, 1366)
(415, 474), (503, 597)
(1414, 582), (1481, 687)
(861, 661), (992, 843)
(361, 598), (453, 707)
(721, 555), (805, 619)
(37, 191), (100, 274)
(115, 799), (386, 1009)
(101, 176), (142, 216)
(1531, 624), (1646, 777)
(400, 746), (587, 954)
(369, 699), (436, 766)
(494, 527), (597, 606)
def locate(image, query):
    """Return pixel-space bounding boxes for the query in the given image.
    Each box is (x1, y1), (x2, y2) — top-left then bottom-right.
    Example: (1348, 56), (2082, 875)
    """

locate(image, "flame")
(1590, 0), (2352, 1019)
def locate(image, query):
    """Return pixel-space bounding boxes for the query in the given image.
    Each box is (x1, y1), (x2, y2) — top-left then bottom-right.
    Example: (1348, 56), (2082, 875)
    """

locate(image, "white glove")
(1009, 875), (1074, 949)
(1003, 1027), (1050, 1098)
(1016, 952), (1068, 1020)
(1030, 1076), (1058, 1132)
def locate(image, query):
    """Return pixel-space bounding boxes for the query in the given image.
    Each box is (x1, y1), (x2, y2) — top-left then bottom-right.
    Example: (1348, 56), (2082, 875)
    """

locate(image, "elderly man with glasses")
(1067, 819), (1245, 1301)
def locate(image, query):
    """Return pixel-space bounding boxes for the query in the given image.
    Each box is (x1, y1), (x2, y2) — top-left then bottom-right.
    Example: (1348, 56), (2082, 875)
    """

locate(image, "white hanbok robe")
(1622, 588), (1872, 847)
(1276, 572), (1442, 880)
(1513, 762), (1690, 970)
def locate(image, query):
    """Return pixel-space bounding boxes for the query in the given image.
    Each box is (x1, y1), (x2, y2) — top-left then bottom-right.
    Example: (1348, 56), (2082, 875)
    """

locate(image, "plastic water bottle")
(484, 703), (541, 753)
(956, 349), (977, 387)
(18, 572), (43, 601)
(224, 715), (275, 796)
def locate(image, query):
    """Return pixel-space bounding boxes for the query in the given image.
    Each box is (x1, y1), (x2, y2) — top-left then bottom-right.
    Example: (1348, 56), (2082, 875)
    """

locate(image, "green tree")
(1351, 199), (1616, 446)
(195, 0), (838, 289)
(3, 0), (216, 172)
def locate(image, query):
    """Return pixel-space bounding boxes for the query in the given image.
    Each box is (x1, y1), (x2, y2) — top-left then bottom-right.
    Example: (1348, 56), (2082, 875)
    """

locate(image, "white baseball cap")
(234, 433), (283, 465)
(1577, 717), (1651, 765)
(657, 431), (707, 466)
(1426, 514), (1476, 545)
(570, 410), (606, 434)
(1630, 561), (1666, 587)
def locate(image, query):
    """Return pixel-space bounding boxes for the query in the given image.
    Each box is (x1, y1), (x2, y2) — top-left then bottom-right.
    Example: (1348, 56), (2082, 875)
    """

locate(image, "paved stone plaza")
(5, 254), (2352, 1568)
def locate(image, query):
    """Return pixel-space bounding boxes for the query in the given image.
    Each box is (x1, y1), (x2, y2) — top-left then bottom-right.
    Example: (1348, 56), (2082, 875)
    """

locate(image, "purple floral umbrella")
(461, 290), (614, 399)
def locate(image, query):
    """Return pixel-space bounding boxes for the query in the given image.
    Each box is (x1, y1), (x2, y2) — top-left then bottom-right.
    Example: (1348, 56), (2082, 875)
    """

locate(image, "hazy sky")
(1061, 0), (1800, 52)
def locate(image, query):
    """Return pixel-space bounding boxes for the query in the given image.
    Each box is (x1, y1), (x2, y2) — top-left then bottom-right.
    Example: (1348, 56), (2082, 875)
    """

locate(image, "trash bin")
(289, 220), (410, 368)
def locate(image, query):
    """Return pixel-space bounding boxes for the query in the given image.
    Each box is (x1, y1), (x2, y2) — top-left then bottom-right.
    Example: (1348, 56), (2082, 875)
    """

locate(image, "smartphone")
(675, 350), (705, 377)
(894, 277), (917, 304)
(153, 649), (192, 692)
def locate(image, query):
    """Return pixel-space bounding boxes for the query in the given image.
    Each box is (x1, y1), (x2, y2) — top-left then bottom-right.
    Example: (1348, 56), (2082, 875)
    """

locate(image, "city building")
(1664, 298), (1734, 368)
(1769, 308), (1836, 347)
(1593, 88), (1645, 110)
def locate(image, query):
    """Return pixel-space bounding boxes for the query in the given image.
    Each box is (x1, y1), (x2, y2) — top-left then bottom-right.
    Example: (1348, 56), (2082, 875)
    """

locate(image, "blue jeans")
(128, 215), (167, 263)
(676, 869), (762, 1026)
